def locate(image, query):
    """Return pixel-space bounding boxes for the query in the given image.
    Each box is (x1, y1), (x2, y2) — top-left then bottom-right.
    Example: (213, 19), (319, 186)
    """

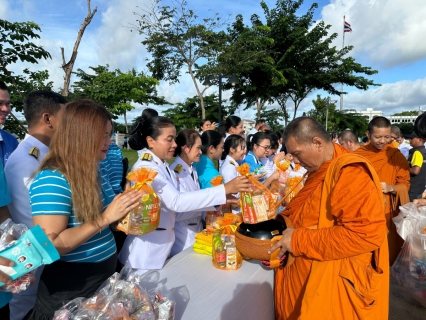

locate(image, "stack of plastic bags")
(392, 202), (426, 307)
(53, 268), (175, 320)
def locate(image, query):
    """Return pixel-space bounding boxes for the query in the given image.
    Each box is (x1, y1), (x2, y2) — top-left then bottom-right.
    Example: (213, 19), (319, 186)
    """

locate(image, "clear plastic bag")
(391, 234), (426, 307)
(393, 202), (426, 241)
(0, 220), (59, 293)
(153, 285), (176, 320)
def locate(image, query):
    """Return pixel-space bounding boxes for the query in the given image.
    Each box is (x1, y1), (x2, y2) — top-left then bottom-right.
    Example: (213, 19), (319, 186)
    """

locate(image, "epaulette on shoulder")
(229, 160), (236, 166)
(28, 147), (40, 160)
(140, 153), (152, 161)
(174, 164), (183, 173)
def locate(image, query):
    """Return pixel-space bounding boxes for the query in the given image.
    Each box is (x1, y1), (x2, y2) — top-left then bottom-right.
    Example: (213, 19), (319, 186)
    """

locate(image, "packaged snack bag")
(236, 163), (274, 224)
(0, 223), (60, 289)
(117, 168), (161, 236)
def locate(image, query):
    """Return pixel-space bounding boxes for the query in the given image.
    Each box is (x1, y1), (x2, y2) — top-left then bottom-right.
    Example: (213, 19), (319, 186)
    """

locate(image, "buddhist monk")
(270, 117), (389, 320)
(355, 116), (410, 265)
(337, 130), (360, 152)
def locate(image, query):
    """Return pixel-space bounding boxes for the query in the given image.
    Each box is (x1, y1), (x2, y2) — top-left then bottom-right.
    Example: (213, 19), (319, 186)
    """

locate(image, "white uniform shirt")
(169, 156), (203, 257)
(4, 134), (48, 320)
(119, 148), (227, 271)
(220, 155), (240, 213)
(247, 127), (258, 136)
(260, 154), (275, 178)
(5, 134), (48, 227)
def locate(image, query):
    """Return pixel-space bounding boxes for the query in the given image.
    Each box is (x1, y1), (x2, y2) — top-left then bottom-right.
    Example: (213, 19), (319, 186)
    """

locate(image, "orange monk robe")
(390, 140), (400, 149)
(355, 143), (410, 264)
(275, 144), (388, 320)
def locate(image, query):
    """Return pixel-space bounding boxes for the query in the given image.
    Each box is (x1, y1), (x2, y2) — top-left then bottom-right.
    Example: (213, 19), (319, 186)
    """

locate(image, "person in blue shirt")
(25, 100), (142, 320)
(194, 130), (224, 189)
(243, 132), (278, 186)
(0, 163), (13, 312)
(0, 81), (18, 167)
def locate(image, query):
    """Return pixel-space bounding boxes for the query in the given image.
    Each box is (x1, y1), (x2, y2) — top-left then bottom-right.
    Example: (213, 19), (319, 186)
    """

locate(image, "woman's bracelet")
(94, 219), (102, 234)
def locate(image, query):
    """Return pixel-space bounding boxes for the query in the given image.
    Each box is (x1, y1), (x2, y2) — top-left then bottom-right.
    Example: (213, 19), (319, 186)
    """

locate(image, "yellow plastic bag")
(117, 168), (161, 236)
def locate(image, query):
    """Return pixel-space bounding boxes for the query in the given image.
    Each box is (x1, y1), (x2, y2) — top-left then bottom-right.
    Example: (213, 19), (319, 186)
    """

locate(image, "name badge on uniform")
(174, 164), (183, 174)
(140, 153), (152, 161)
(28, 147), (40, 160)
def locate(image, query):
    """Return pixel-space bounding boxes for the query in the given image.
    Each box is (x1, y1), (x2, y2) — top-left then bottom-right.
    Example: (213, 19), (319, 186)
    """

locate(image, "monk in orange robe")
(270, 117), (388, 320)
(355, 116), (410, 265)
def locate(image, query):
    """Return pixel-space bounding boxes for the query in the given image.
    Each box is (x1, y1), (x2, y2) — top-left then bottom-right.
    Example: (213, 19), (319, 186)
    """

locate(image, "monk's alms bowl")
(235, 217), (294, 266)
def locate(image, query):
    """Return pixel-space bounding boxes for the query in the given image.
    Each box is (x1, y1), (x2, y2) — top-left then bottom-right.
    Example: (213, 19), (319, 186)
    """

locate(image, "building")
(242, 119), (255, 134)
(359, 108), (383, 122)
(388, 115), (417, 124)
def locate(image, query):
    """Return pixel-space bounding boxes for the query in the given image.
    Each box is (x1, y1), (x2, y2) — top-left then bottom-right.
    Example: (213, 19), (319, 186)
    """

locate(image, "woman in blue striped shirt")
(24, 100), (141, 320)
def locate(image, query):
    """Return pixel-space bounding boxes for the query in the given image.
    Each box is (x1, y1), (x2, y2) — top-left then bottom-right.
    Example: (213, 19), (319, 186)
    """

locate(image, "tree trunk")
(256, 98), (264, 120)
(187, 66), (206, 119)
(61, 0), (97, 96)
(123, 112), (129, 150)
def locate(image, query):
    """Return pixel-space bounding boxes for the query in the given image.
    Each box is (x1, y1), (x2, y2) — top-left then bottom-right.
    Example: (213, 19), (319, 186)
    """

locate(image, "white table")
(139, 248), (275, 320)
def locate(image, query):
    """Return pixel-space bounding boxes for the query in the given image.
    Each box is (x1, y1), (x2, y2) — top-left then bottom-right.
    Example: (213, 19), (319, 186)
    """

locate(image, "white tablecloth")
(139, 248), (275, 320)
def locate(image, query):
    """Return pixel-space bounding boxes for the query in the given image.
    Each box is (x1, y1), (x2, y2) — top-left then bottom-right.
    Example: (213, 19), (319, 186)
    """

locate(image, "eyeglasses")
(256, 143), (271, 150)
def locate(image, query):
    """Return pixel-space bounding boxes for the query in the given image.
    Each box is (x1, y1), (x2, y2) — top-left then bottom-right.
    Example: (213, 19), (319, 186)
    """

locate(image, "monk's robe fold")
(275, 144), (388, 320)
(355, 143), (410, 264)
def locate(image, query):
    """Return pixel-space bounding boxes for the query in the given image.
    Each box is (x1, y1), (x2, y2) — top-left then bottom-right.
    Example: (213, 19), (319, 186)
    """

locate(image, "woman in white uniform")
(118, 116), (251, 274)
(169, 129), (204, 256)
(220, 134), (246, 214)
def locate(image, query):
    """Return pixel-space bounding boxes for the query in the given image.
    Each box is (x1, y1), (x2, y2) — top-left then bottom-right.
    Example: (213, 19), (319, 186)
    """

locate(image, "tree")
(61, 0), (97, 96)
(204, 13), (285, 120)
(392, 110), (419, 116)
(0, 19), (52, 134)
(72, 66), (168, 133)
(260, 107), (285, 131)
(394, 122), (414, 135)
(3, 69), (53, 138)
(307, 94), (368, 135)
(163, 93), (232, 130)
(245, 0), (379, 119)
(133, 0), (229, 119)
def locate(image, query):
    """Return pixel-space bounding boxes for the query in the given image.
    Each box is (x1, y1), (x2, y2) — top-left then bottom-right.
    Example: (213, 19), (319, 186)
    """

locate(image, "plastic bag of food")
(236, 163), (274, 223)
(392, 202), (426, 241)
(53, 297), (85, 320)
(212, 225), (243, 271)
(391, 233), (426, 307)
(117, 167), (161, 236)
(0, 222), (60, 292)
(153, 285), (176, 320)
(205, 175), (224, 234)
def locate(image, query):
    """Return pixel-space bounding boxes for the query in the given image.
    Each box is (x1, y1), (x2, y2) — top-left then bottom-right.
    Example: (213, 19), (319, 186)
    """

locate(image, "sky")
(1, 0), (426, 124)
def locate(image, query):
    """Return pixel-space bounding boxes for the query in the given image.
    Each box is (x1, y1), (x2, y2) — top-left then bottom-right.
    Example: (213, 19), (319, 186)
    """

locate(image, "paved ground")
(389, 275), (425, 320)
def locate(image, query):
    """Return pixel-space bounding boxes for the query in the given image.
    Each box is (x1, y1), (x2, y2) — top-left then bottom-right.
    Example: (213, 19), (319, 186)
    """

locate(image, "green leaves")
(71, 65), (167, 119)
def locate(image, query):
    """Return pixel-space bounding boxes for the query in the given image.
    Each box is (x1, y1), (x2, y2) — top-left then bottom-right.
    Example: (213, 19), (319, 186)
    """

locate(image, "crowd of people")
(0, 81), (424, 319)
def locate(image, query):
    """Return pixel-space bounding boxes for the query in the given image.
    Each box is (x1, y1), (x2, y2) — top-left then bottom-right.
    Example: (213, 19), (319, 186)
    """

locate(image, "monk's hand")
(268, 228), (295, 259)
(226, 194), (239, 205)
(380, 182), (394, 193)
(413, 198), (426, 207)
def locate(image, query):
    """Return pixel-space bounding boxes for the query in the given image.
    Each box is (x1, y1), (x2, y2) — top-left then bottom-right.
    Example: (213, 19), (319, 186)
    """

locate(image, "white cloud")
(96, 0), (147, 71)
(321, 0), (426, 68)
(343, 77), (426, 115)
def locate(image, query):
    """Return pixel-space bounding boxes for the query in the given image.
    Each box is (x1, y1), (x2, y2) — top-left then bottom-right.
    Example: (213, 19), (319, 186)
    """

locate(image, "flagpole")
(340, 15), (345, 111)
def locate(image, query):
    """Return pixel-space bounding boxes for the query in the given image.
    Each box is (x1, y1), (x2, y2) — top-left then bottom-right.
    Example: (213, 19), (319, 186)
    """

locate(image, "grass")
(121, 149), (139, 168)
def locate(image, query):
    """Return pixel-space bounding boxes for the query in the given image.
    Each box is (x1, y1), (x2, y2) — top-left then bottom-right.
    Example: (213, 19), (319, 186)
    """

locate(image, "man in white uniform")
(5, 90), (66, 320)
(247, 119), (266, 137)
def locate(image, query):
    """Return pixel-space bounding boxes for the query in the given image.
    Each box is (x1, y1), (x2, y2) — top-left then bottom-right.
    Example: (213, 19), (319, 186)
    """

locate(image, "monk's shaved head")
(338, 130), (360, 151)
(284, 117), (330, 144)
(368, 116), (391, 133)
(391, 125), (401, 137)
(338, 130), (358, 143)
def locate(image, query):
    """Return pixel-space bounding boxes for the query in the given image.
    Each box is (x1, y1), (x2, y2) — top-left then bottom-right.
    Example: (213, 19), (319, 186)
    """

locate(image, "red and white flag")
(344, 21), (352, 32)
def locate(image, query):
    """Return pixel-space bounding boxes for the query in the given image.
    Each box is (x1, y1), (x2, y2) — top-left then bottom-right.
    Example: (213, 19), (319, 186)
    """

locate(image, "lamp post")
(326, 99), (338, 132)
(203, 73), (239, 123)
